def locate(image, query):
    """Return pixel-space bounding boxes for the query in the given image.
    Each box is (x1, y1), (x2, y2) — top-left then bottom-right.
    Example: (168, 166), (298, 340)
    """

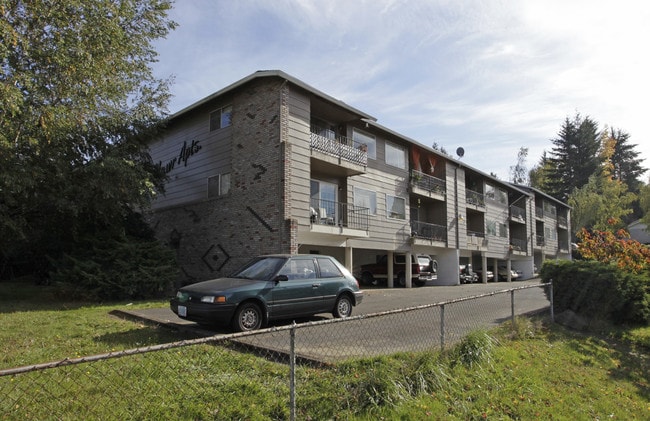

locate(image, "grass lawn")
(1, 278), (649, 419)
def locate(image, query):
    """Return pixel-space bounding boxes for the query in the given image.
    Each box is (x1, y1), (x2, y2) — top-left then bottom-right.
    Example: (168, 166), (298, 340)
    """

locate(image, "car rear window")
(317, 257), (343, 278)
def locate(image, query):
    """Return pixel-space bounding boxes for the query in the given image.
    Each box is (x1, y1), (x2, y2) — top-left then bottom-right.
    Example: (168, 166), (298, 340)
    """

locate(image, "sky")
(152, 0), (650, 181)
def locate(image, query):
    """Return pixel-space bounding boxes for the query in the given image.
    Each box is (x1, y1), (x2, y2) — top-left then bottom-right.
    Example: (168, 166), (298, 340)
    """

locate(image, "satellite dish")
(456, 147), (465, 158)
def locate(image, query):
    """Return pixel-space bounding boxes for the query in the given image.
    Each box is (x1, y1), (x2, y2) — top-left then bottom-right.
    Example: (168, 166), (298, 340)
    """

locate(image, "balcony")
(535, 235), (545, 248)
(509, 238), (528, 254)
(535, 206), (544, 220)
(309, 199), (369, 232)
(466, 189), (485, 209)
(557, 216), (568, 229)
(310, 126), (367, 174)
(510, 205), (526, 223)
(410, 170), (446, 200)
(467, 230), (487, 249)
(410, 220), (447, 244)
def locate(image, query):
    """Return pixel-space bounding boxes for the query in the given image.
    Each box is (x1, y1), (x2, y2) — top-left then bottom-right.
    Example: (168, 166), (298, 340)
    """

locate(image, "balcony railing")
(557, 216), (568, 227)
(535, 235), (545, 247)
(535, 206), (544, 219)
(466, 190), (485, 208)
(310, 126), (367, 166)
(510, 205), (526, 222)
(310, 198), (369, 231)
(410, 170), (446, 196)
(410, 220), (447, 242)
(509, 238), (527, 253)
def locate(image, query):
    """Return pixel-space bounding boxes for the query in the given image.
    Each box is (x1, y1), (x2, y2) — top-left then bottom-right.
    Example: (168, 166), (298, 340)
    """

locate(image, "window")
(485, 183), (507, 205)
(498, 223), (507, 238)
(311, 179), (337, 223)
(352, 129), (376, 159)
(486, 220), (497, 236)
(385, 142), (406, 169)
(207, 173), (231, 198)
(209, 105), (232, 131)
(354, 187), (376, 215)
(543, 201), (557, 218)
(317, 257), (343, 278)
(386, 195), (405, 219)
(278, 258), (316, 280)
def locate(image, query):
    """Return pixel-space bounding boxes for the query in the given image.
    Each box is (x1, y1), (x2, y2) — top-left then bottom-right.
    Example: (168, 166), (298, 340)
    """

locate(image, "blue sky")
(152, 0), (650, 181)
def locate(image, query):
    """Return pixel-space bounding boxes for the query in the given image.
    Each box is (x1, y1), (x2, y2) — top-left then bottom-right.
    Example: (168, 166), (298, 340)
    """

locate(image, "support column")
(405, 251), (413, 288)
(481, 255), (488, 283)
(387, 250), (394, 288)
(344, 246), (353, 272)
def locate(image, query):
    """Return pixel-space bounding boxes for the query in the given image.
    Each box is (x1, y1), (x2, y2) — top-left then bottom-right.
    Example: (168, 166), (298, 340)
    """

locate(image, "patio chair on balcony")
(319, 208), (335, 225)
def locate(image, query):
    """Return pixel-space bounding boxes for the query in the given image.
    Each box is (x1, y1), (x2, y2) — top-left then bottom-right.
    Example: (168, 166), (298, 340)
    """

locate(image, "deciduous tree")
(0, 0), (176, 277)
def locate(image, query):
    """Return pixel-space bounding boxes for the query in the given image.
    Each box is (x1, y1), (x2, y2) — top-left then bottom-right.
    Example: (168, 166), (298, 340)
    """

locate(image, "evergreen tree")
(606, 127), (647, 193)
(546, 113), (602, 201)
(529, 151), (554, 190)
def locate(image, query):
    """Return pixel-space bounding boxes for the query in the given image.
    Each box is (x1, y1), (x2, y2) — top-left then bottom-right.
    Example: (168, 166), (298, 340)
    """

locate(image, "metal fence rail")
(0, 283), (552, 420)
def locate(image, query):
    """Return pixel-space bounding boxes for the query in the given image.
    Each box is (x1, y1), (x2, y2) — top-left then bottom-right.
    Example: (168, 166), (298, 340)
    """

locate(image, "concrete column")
(507, 259), (512, 282)
(345, 246), (353, 272)
(405, 251), (413, 288)
(387, 250), (394, 288)
(481, 255), (488, 283)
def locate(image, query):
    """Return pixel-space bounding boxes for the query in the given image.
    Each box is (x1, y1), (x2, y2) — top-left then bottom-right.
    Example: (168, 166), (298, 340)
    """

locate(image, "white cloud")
(153, 0), (650, 181)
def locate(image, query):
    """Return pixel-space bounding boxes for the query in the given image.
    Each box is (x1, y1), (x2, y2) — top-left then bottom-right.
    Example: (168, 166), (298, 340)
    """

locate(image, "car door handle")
(312, 283), (321, 288)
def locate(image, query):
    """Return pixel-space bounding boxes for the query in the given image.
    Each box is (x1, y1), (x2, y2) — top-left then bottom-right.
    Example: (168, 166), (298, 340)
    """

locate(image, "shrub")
(541, 260), (649, 325)
(50, 234), (178, 301)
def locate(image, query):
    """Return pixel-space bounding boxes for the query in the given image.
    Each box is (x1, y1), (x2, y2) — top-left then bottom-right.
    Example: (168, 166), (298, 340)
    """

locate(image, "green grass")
(1, 279), (649, 419)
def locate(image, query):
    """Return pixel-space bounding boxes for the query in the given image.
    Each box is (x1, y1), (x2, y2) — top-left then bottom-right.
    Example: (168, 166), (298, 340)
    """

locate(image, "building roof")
(170, 69), (376, 122)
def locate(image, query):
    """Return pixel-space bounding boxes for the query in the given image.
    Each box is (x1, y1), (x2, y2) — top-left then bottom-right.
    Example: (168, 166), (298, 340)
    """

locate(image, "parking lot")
(114, 279), (550, 363)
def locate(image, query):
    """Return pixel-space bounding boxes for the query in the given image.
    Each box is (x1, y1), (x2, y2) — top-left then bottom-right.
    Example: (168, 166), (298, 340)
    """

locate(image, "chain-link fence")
(1, 283), (552, 420)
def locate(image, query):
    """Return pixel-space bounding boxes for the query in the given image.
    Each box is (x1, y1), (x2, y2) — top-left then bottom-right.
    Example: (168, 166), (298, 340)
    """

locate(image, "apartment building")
(147, 70), (572, 287)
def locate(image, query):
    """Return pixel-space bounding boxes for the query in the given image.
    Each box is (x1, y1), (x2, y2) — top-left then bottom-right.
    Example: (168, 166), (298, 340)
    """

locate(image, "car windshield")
(232, 256), (287, 281)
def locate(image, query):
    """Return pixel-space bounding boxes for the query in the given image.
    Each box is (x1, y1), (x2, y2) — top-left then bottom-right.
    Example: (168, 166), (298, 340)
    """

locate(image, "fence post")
(440, 304), (445, 350)
(549, 281), (554, 323)
(510, 290), (515, 326)
(290, 322), (296, 421)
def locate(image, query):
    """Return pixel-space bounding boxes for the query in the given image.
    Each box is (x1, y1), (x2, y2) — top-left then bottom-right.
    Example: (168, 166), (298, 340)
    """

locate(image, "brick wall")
(149, 77), (296, 285)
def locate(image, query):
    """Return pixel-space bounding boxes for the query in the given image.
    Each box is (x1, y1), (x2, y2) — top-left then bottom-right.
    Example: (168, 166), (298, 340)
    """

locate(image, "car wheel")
(361, 272), (376, 286)
(333, 294), (353, 318)
(414, 279), (426, 287)
(232, 302), (263, 332)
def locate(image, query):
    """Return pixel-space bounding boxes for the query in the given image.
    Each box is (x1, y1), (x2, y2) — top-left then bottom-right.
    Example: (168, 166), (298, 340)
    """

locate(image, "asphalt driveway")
(112, 279), (551, 363)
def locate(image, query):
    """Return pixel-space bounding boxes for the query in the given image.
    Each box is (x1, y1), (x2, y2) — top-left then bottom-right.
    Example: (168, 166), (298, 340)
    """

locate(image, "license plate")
(178, 305), (187, 317)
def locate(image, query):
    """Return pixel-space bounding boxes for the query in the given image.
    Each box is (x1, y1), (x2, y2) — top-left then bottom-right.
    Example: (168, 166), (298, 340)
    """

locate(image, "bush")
(540, 260), (650, 325)
(50, 234), (178, 301)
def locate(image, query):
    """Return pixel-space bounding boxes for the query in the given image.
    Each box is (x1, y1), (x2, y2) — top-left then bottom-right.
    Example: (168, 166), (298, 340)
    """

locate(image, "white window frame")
(209, 105), (232, 131)
(385, 141), (406, 169)
(352, 128), (376, 160)
(207, 173), (231, 198)
(353, 186), (377, 215)
(386, 194), (406, 220)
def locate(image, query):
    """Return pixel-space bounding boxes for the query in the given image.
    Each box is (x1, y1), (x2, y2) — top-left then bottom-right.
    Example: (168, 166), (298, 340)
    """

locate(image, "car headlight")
(201, 295), (227, 303)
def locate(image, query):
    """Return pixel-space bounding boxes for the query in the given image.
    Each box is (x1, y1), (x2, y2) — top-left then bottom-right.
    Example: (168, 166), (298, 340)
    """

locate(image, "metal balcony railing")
(309, 199), (369, 231)
(310, 126), (367, 166)
(410, 220), (447, 242)
(535, 206), (544, 219)
(535, 235), (545, 247)
(510, 238), (527, 253)
(510, 205), (526, 222)
(410, 170), (446, 196)
(466, 189), (485, 208)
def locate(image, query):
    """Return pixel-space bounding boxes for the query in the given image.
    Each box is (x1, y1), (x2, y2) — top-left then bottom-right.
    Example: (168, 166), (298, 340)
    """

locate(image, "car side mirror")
(274, 274), (289, 282)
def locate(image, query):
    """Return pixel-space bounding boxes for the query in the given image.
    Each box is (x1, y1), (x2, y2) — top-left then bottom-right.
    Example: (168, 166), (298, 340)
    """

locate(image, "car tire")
(333, 294), (353, 318)
(232, 302), (263, 332)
